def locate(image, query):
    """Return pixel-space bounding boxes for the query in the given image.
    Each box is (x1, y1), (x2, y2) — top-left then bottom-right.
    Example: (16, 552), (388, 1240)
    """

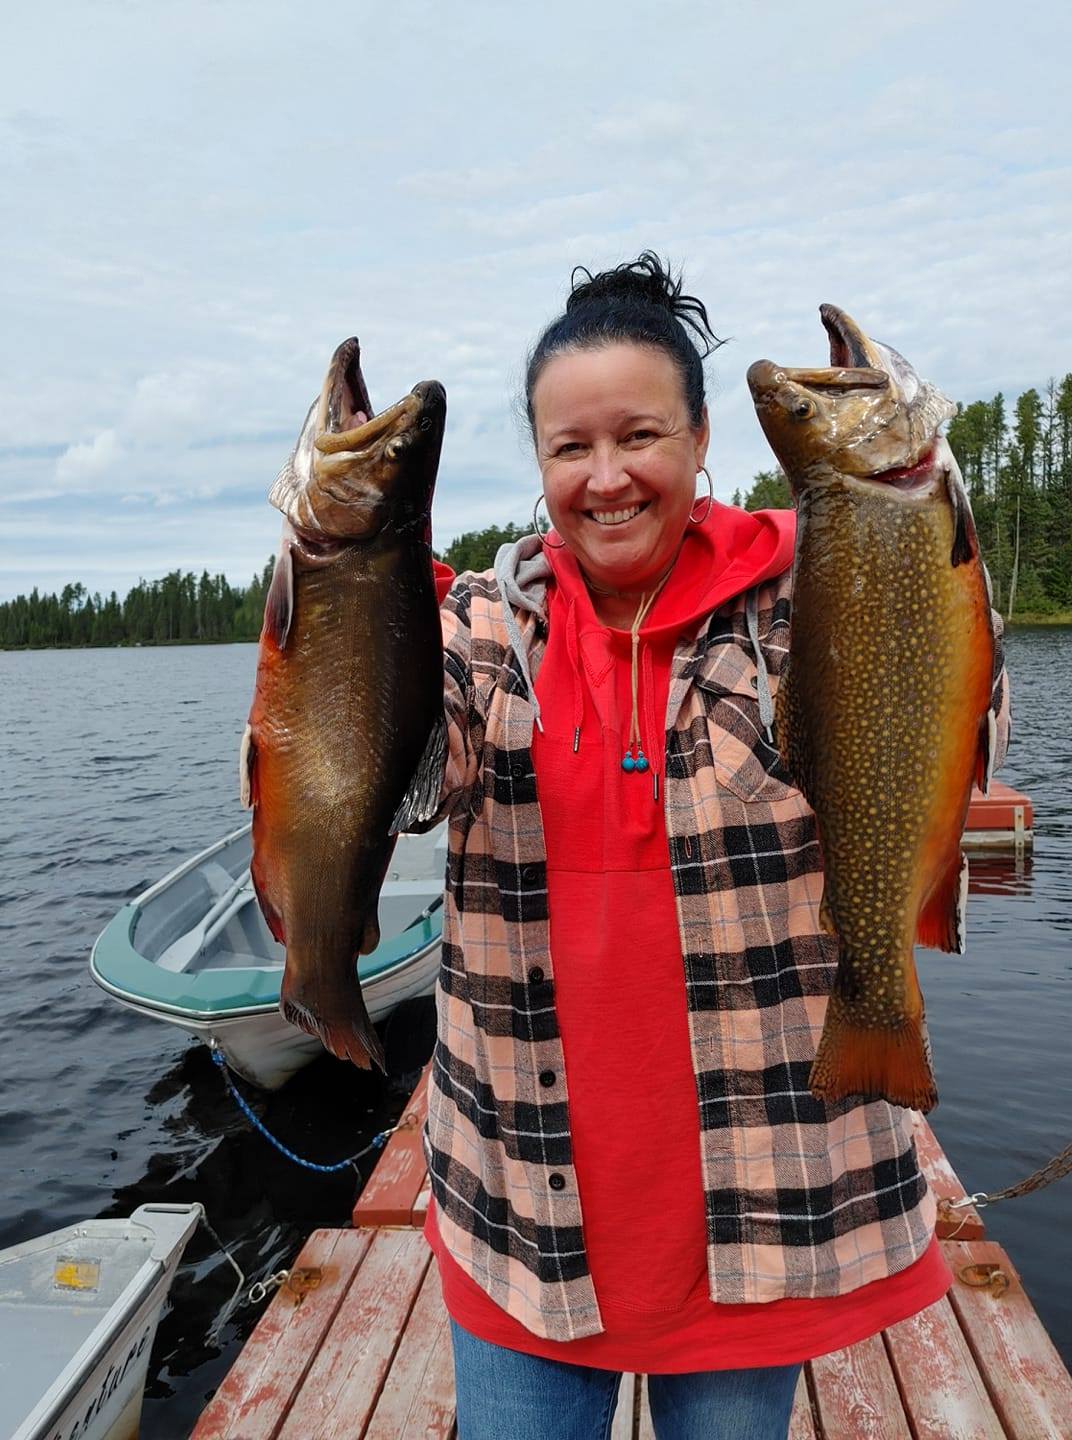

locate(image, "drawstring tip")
(764, 726), (774, 745)
(534, 715), (544, 734)
(572, 727), (580, 754)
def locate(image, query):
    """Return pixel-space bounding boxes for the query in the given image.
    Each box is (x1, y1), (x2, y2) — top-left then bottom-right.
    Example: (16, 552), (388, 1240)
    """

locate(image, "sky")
(2, 0), (1070, 601)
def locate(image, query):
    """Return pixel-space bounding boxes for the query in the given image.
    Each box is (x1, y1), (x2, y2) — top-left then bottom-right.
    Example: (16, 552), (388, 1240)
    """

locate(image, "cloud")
(1, 0), (1070, 600)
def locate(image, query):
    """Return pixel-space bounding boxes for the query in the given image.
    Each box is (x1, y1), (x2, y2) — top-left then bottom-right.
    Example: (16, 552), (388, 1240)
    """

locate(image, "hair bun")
(566, 251), (718, 357)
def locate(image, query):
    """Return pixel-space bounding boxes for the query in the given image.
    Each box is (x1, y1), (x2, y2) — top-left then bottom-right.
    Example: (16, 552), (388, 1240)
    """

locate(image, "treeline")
(0, 564), (275, 649)
(4, 373), (1070, 647)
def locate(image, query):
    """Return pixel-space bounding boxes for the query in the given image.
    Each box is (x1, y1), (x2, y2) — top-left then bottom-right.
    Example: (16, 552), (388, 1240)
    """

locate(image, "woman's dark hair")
(525, 251), (724, 435)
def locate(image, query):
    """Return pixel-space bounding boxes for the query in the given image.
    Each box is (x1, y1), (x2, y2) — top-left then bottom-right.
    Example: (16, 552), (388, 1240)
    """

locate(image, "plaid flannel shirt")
(423, 558), (1011, 1342)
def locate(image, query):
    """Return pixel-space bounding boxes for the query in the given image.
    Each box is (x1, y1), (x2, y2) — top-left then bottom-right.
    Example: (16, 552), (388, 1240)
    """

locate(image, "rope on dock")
(209, 1042), (419, 1175)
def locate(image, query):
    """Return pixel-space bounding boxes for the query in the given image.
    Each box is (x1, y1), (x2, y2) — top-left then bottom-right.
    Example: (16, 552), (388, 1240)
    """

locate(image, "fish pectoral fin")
(944, 461), (980, 567)
(916, 851), (968, 954)
(239, 723), (256, 809)
(390, 715), (448, 835)
(975, 708), (997, 797)
(280, 968), (385, 1072)
(263, 541), (295, 648)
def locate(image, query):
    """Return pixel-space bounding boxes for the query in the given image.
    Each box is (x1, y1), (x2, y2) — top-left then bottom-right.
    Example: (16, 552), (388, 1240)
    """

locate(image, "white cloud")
(1, 0), (1070, 600)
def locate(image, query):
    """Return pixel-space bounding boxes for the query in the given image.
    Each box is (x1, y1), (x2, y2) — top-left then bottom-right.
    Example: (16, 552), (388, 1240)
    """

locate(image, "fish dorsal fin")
(390, 715), (448, 835)
(263, 542), (295, 648)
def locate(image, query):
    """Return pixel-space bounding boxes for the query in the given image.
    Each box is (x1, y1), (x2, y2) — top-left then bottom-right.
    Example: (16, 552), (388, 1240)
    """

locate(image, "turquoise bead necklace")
(620, 575), (669, 776)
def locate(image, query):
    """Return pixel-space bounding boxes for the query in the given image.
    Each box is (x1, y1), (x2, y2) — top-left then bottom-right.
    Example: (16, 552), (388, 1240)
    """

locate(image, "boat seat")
(202, 861), (240, 897)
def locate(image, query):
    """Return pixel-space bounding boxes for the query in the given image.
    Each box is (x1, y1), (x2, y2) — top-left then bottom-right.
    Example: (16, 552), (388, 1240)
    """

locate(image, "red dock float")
(964, 781), (1033, 851)
(194, 1063), (1072, 1439)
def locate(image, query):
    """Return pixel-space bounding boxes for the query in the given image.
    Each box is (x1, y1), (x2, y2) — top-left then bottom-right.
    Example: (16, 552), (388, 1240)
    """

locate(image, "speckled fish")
(240, 338), (447, 1069)
(746, 306), (996, 1112)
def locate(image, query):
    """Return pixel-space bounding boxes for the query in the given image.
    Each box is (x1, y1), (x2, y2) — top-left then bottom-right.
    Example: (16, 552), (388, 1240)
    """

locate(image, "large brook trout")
(747, 306), (996, 1112)
(240, 339), (447, 1069)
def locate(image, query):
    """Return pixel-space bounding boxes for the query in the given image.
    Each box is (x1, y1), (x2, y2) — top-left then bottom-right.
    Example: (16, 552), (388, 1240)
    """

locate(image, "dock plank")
(353, 1068), (431, 1228)
(278, 1229), (430, 1439)
(609, 1372), (636, 1440)
(809, 1332), (911, 1438)
(885, 1293), (1005, 1438)
(945, 1238), (1072, 1440)
(913, 1113), (986, 1240)
(192, 1228), (373, 1440)
(636, 1376), (655, 1440)
(787, 1370), (819, 1439)
(364, 1260), (455, 1440)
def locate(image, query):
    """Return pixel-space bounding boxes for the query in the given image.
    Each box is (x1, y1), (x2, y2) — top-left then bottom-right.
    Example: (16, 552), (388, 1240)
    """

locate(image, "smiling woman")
(525, 254), (720, 627)
(417, 253), (982, 1440)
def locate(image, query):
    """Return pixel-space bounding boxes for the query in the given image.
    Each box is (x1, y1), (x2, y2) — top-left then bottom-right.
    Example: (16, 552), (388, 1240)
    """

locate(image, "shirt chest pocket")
(693, 670), (800, 804)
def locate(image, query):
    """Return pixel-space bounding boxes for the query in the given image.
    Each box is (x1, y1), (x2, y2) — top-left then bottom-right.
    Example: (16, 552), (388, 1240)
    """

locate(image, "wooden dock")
(194, 1064), (1072, 1439)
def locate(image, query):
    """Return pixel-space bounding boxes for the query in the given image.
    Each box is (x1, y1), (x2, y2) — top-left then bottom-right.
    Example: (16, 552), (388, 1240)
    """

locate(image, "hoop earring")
(532, 493), (566, 548)
(689, 466), (714, 525)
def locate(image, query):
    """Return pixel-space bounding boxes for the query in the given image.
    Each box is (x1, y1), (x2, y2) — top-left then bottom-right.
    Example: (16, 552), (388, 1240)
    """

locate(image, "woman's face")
(532, 343), (709, 594)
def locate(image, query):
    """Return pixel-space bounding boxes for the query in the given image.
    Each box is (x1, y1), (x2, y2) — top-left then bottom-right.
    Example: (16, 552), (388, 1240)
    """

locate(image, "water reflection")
(967, 848), (1033, 896)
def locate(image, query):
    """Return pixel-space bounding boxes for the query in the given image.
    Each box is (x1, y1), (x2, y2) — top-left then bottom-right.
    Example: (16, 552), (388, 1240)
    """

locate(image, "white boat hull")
(3, 1205), (202, 1440)
(108, 930), (441, 1090)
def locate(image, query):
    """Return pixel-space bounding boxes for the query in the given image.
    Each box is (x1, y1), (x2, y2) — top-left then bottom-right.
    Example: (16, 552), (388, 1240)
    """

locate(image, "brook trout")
(747, 306), (996, 1112)
(240, 338), (447, 1069)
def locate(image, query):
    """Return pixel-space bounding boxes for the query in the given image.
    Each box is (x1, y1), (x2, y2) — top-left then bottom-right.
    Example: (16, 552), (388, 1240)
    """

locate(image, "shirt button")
(749, 674), (759, 690)
(548, 1172), (566, 1191)
(527, 966), (545, 985)
(522, 865), (537, 882)
(539, 1069), (556, 1088)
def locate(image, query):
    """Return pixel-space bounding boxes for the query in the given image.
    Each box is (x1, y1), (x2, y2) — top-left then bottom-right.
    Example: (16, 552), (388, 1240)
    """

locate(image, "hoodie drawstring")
(565, 597), (585, 753)
(622, 585), (664, 778)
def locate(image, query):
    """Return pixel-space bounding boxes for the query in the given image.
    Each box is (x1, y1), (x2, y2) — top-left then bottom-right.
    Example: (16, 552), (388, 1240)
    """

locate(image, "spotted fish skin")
(749, 306), (995, 1112)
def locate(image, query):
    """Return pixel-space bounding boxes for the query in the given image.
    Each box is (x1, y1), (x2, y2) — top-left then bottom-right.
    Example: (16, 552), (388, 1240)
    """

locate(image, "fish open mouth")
(820, 304), (875, 369)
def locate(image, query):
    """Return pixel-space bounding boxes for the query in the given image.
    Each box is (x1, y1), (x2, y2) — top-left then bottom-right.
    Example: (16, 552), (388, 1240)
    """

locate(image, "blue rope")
(210, 1045), (397, 1174)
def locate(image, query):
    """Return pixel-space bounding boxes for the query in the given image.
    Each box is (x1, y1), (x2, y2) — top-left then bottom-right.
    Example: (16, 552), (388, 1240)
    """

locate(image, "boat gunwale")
(89, 916), (442, 1022)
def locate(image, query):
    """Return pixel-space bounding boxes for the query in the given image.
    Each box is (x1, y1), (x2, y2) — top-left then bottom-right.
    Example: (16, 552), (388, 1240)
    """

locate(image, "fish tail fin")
(916, 850), (968, 954)
(280, 964), (385, 1073)
(810, 959), (937, 1111)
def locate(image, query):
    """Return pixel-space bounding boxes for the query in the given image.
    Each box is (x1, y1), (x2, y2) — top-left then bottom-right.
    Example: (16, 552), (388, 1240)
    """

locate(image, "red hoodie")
(426, 504), (950, 1370)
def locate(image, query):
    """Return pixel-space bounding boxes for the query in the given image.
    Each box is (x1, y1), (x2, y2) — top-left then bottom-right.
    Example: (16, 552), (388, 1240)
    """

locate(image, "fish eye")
(791, 398), (815, 420)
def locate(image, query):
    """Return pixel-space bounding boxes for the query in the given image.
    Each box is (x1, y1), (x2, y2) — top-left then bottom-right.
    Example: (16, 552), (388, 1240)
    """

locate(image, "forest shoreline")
(4, 612), (1069, 653)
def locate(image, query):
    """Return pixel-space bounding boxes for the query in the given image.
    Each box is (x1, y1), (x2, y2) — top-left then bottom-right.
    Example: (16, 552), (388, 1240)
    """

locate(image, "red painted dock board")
(809, 1331), (912, 1438)
(363, 1259), (455, 1440)
(277, 1230), (430, 1439)
(352, 1065), (431, 1228)
(192, 1228), (373, 1440)
(945, 1238), (1072, 1439)
(885, 1291), (1006, 1437)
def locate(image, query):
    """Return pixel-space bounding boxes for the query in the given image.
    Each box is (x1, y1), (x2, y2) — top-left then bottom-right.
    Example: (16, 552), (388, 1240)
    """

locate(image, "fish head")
(270, 338), (447, 540)
(747, 305), (956, 488)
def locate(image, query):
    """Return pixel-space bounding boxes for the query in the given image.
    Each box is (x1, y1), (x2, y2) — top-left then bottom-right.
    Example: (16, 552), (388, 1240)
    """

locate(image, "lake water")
(1, 632), (1070, 1435)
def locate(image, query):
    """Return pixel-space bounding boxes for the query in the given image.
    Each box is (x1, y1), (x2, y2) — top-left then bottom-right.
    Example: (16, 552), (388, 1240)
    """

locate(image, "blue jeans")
(450, 1319), (802, 1440)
